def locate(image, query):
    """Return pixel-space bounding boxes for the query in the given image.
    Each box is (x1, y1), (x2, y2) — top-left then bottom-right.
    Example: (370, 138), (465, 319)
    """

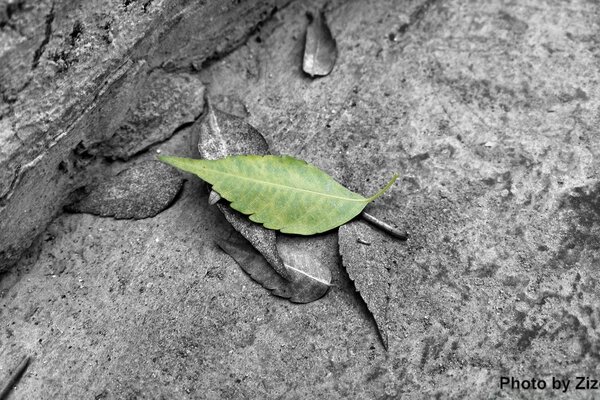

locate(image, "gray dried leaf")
(194, 100), (290, 280)
(216, 237), (293, 299)
(303, 10), (338, 77)
(197, 99), (270, 158)
(277, 234), (332, 302)
(208, 190), (221, 205)
(338, 220), (391, 348)
(217, 204), (288, 280)
(217, 233), (330, 303)
(65, 160), (183, 219)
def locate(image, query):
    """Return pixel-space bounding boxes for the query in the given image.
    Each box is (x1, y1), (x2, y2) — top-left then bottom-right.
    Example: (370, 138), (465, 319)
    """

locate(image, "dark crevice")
(0, 1), (25, 29)
(199, 6), (280, 71)
(153, 2), (293, 74)
(69, 20), (83, 46)
(101, 114), (202, 162)
(0, 164), (22, 207)
(398, 0), (440, 34)
(31, 1), (55, 69)
(6, 1), (26, 20)
(142, 0), (153, 13)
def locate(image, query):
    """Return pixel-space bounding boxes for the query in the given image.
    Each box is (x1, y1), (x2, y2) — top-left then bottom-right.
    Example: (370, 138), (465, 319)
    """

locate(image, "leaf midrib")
(284, 263), (332, 286)
(204, 165), (366, 203)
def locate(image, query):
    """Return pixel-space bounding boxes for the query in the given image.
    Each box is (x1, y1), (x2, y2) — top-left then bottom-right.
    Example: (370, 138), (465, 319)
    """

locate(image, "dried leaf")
(217, 204), (290, 279)
(65, 160), (183, 219)
(197, 100), (270, 159)
(338, 220), (392, 348)
(303, 10), (338, 77)
(216, 237), (293, 299)
(194, 102), (289, 279)
(216, 234), (331, 303)
(208, 190), (221, 205)
(276, 234), (332, 302)
(159, 154), (397, 235)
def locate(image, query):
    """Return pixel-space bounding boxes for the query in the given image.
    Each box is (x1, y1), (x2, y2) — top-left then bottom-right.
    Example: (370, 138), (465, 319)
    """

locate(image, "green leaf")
(159, 154), (397, 235)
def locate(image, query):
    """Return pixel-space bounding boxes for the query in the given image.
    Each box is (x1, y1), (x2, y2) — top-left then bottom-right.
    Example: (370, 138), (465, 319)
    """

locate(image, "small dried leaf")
(339, 220), (391, 348)
(197, 100), (270, 159)
(65, 160), (183, 219)
(217, 234), (330, 303)
(277, 234), (332, 302)
(303, 10), (338, 77)
(208, 190), (221, 205)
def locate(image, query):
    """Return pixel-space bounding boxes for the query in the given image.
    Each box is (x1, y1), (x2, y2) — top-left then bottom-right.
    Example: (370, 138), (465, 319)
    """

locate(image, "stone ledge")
(0, 0), (293, 271)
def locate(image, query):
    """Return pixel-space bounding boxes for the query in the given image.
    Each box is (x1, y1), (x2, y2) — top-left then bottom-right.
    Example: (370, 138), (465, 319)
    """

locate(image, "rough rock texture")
(96, 71), (206, 160)
(0, 0), (293, 271)
(65, 160), (183, 219)
(2, 0), (600, 399)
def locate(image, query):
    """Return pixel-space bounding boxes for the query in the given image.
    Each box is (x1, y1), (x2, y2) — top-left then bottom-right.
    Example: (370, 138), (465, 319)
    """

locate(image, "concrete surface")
(2, 0), (600, 398)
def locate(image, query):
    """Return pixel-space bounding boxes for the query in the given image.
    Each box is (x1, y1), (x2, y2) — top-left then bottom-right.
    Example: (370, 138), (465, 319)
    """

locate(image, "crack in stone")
(198, 5), (282, 71)
(398, 0), (440, 34)
(31, 1), (55, 69)
(0, 164), (21, 206)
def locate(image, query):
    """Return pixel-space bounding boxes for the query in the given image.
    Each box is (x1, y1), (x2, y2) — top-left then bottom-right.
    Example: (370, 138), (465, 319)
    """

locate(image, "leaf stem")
(367, 174), (398, 201)
(0, 355), (31, 400)
(361, 212), (408, 240)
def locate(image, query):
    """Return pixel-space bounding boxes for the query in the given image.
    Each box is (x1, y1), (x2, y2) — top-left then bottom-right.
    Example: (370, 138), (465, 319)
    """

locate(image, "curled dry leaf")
(338, 220), (392, 348)
(216, 233), (331, 303)
(303, 10), (338, 77)
(194, 101), (289, 280)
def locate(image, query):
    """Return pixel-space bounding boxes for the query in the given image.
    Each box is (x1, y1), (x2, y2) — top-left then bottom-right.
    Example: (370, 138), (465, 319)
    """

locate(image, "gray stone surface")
(2, 0), (600, 399)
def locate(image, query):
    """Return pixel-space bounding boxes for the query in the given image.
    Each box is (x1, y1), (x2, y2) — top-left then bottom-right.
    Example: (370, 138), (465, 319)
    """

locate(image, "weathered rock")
(65, 160), (183, 219)
(0, 0), (294, 271)
(95, 71), (206, 160)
